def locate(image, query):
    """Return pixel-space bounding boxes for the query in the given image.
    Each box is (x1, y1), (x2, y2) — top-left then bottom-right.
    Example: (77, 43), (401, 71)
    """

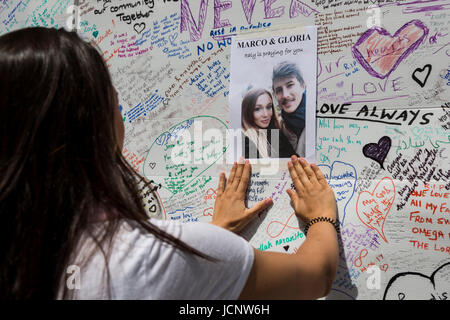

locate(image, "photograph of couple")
(229, 26), (317, 161)
(241, 61), (306, 159)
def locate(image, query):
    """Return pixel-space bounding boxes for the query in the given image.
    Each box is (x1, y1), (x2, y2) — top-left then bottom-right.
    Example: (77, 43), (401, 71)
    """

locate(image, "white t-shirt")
(59, 219), (254, 300)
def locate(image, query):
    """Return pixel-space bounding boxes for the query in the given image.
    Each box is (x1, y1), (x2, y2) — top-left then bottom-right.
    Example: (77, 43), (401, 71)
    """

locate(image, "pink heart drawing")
(352, 20), (428, 79)
(356, 177), (395, 243)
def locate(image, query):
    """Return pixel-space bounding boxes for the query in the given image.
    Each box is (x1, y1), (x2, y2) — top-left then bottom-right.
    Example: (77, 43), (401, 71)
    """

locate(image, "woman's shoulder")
(114, 218), (246, 254)
(151, 219), (251, 256)
(143, 218), (239, 242)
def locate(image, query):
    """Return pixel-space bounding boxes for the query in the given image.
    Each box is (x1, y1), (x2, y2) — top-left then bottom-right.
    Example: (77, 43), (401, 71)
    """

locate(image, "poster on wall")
(229, 25), (317, 164)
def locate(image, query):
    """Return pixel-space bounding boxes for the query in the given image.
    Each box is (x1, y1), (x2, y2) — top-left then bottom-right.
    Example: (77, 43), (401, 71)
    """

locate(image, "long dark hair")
(0, 27), (213, 300)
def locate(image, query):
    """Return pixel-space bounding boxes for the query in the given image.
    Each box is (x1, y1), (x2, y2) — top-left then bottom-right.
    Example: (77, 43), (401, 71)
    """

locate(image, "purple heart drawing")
(362, 136), (392, 169)
(352, 20), (428, 79)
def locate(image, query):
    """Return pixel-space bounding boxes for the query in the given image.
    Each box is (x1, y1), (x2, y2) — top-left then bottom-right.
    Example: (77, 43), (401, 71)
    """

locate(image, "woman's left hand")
(211, 160), (273, 233)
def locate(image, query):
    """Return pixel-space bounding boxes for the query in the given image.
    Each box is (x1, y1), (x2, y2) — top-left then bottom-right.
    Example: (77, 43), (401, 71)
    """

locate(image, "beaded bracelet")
(304, 217), (340, 236)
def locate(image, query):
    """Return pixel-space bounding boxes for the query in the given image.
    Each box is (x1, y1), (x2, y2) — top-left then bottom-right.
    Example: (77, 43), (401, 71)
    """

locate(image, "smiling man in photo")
(272, 61), (306, 157)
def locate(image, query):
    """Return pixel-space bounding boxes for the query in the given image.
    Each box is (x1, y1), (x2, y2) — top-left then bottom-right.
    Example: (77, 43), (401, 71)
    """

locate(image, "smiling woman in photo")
(241, 88), (297, 159)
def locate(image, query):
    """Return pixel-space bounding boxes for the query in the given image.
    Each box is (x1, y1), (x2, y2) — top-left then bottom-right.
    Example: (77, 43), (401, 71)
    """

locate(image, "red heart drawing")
(356, 177), (396, 243)
(352, 20), (428, 79)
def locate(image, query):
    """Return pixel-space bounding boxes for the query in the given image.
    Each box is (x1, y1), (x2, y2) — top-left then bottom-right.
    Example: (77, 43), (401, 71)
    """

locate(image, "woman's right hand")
(286, 156), (337, 223)
(211, 160), (273, 233)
